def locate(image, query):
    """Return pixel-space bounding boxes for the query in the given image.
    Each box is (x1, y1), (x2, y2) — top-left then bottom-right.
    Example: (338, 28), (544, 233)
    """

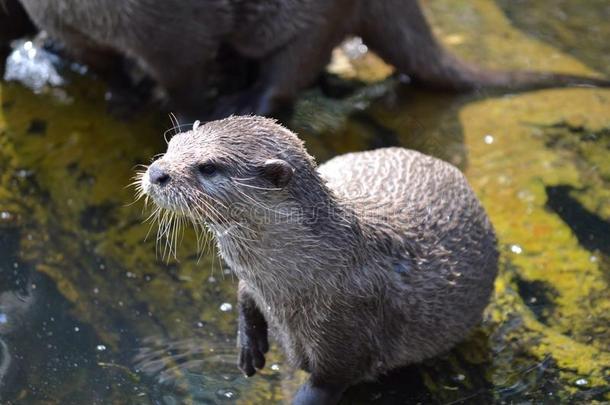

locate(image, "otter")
(139, 116), (499, 404)
(16, 0), (610, 119)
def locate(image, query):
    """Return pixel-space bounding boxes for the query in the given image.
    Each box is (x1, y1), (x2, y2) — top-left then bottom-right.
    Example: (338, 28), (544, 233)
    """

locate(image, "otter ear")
(260, 159), (294, 188)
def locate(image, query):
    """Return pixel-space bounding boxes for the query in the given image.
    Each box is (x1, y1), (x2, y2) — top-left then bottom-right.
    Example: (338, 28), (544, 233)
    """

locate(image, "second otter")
(17, 0), (610, 118)
(139, 116), (499, 404)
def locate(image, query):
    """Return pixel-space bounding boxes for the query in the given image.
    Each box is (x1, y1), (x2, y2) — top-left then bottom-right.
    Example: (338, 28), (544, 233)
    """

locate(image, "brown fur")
(17, 0), (610, 119)
(139, 116), (499, 404)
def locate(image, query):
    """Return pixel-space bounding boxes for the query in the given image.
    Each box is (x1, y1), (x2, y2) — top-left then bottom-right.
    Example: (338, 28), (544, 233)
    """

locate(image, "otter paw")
(238, 330), (268, 377)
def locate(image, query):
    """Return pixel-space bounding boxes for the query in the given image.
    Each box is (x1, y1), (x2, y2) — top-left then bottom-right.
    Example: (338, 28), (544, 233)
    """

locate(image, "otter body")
(18, 0), (610, 119)
(140, 116), (498, 404)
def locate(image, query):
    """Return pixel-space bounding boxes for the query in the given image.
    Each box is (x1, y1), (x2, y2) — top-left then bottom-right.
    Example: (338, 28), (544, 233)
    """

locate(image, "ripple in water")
(133, 333), (247, 403)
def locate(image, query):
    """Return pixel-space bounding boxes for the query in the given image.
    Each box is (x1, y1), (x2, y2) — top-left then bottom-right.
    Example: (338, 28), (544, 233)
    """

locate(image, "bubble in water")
(220, 303), (233, 312)
(510, 245), (523, 254)
(96, 344), (107, 352)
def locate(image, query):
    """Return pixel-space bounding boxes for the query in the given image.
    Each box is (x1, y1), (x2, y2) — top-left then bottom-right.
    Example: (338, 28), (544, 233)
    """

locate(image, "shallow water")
(0, 0), (609, 404)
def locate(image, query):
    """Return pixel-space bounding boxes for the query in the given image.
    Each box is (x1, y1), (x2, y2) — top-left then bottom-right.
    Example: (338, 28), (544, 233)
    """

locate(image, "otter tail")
(359, 0), (609, 91)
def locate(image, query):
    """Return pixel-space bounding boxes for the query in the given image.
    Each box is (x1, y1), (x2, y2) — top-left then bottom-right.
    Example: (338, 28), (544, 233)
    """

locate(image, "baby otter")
(18, 0), (610, 119)
(140, 116), (499, 404)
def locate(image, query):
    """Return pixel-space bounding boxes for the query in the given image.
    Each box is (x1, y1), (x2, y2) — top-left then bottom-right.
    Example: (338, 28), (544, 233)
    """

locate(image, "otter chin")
(139, 116), (498, 405)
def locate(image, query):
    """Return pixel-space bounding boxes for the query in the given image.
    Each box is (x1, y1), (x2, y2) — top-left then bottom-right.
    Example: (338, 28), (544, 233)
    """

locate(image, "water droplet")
(96, 344), (107, 352)
(589, 255), (598, 263)
(270, 364), (280, 371)
(196, 321), (204, 328)
(220, 303), (233, 312)
(93, 287), (99, 294)
(126, 271), (136, 278)
(484, 134), (494, 144)
(0, 211), (12, 220)
(74, 326), (80, 332)
(510, 245), (523, 254)
(575, 378), (588, 386)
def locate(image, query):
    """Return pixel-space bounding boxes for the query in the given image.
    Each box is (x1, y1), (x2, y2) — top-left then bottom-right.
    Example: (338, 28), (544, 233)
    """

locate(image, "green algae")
(0, 0), (609, 403)
(497, 0), (610, 76)
(425, 0), (601, 76)
(461, 88), (610, 400)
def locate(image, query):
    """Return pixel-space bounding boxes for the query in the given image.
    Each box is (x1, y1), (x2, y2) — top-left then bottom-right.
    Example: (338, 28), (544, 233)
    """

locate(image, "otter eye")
(198, 163), (217, 176)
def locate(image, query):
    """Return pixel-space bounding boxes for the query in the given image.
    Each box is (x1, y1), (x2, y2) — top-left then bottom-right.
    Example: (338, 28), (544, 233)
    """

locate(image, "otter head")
(140, 116), (318, 230)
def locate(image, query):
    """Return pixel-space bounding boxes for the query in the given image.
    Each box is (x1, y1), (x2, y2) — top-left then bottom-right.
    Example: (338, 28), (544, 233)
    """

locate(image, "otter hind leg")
(359, 0), (610, 91)
(212, 0), (356, 118)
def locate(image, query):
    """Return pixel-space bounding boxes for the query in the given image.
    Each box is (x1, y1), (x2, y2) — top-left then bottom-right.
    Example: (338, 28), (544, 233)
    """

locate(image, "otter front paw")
(238, 326), (269, 377)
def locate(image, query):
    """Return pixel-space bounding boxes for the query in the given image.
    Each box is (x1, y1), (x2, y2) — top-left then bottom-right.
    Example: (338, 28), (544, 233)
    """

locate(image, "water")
(1, 0), (609, 403)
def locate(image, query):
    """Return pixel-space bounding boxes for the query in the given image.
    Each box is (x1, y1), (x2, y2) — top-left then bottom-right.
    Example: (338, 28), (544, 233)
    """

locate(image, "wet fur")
(17, 0), (610, 119)
(140, 116), (499, 404)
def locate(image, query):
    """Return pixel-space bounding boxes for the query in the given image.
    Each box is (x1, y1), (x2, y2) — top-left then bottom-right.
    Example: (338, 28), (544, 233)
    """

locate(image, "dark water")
(0, 1), (609, 404)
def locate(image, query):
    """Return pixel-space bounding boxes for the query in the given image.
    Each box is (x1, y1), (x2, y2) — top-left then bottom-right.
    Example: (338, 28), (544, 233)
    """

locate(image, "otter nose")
(148, 162), (170, 186)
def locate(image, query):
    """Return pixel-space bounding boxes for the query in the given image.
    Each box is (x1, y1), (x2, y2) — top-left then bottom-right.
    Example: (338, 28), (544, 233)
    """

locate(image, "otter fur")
(17, 0), (610, 119)
(139, 116), (499, 404)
